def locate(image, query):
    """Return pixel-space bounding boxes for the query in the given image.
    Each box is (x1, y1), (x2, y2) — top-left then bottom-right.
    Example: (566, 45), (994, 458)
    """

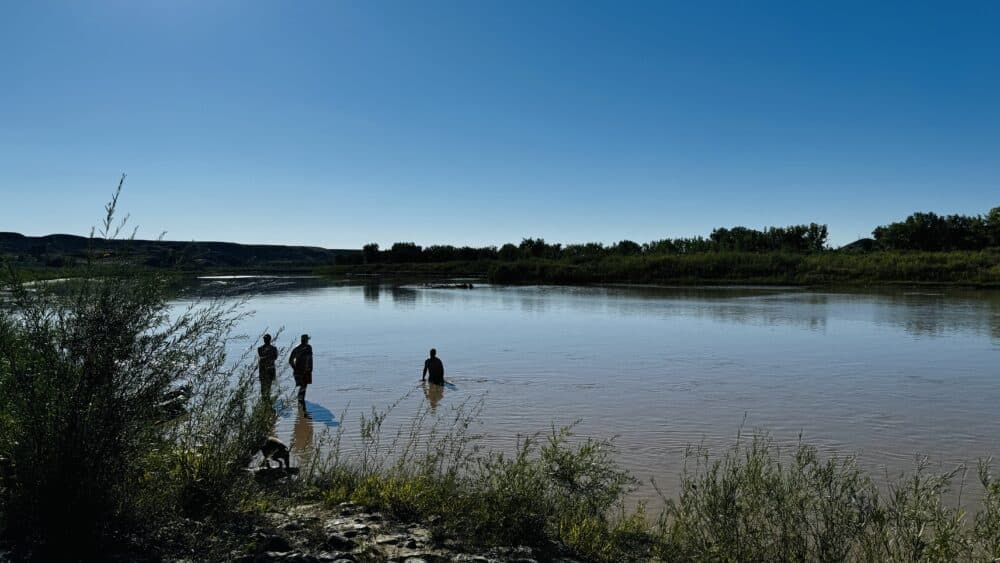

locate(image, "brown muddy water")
(187, 277), (1000, 505)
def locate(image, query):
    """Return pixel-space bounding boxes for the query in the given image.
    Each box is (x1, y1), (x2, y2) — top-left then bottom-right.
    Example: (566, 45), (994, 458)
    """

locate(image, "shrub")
(0, 177), (276, 558)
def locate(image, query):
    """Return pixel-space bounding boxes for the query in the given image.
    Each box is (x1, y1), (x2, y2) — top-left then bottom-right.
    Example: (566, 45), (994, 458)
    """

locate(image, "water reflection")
(363, 283), (380, 304)
(391, 287), (418, 308)
(183, 279), (1000, 342)
(290, 404), (314, 465)
(204, 279), (999, 508)
(422, 382), (444, 411)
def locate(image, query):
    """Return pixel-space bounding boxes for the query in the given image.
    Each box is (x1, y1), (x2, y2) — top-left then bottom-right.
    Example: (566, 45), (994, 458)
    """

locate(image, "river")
(190, 277), (1000, 504)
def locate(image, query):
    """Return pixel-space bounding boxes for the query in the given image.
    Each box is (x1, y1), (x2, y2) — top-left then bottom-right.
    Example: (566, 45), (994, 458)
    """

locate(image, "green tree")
(362, 242), (380, 264)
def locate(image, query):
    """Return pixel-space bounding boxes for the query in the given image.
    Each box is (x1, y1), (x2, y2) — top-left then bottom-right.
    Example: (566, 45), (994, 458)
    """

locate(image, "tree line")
(360, 206), (1000, 264)
(361, 223), (831, 264)
(873, 207), (1000, 251)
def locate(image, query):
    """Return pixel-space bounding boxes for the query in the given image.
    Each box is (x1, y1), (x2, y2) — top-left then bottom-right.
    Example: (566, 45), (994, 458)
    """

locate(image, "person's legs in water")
(260, 367), (275, 399)
(294, 372), (307, 403)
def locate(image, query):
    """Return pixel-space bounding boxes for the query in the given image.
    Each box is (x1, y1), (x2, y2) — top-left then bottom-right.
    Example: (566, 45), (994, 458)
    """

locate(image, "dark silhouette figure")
(257, 334), (278, 398)
(422, 381), (444, 410)
(422, 348), (445, 385)
(288, 334), (313, 404)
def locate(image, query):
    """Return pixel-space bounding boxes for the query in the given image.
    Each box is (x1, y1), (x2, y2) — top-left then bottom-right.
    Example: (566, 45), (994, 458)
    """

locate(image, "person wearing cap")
(257, 333), (278, 398)
(288, 334), (313, 404)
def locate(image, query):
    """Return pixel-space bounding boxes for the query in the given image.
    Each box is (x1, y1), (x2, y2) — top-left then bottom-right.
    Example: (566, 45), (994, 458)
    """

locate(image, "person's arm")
(422, 360), (428, 382)
(288, 347), (297, 368)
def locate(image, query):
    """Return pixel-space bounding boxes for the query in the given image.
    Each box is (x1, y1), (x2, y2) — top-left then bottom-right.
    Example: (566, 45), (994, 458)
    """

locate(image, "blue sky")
(1, 1), (997, 248)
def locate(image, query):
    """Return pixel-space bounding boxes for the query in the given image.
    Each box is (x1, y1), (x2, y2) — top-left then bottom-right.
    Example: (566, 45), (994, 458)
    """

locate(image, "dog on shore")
(258, 436), (290, 469)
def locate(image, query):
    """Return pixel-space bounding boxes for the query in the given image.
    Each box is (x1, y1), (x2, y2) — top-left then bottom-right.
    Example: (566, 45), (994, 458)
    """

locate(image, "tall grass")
(483, 251), (1000, 285)
(0, 178), (278, 558)
(300, 398), (1000, 562)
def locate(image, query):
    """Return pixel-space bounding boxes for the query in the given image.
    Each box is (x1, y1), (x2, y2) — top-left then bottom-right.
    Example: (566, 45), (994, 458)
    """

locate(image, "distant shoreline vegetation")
(327, 207), (1000, 286)
(4, 207), (1000, 286)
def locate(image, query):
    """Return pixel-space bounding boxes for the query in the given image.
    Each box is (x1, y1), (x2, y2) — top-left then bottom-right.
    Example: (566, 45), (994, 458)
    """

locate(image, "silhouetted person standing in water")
(422, 348), (445, 386)
(289, 334), (313, 404)
(257, 334), (278, 398)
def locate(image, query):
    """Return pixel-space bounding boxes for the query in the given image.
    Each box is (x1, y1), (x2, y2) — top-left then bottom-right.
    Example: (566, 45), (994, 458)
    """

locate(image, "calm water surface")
(190, 278), (1000, 502)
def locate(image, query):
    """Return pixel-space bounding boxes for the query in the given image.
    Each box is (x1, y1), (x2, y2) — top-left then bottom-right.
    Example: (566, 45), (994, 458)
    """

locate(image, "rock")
(315, 553), (355, 562)
(259, 535), (292, 553)
(375, 533), (407, 545)
(325, 533), (356, 551)
(263, 552), (318, 563)
(403, 538), (418, 549)
(336, 502), (360, 515)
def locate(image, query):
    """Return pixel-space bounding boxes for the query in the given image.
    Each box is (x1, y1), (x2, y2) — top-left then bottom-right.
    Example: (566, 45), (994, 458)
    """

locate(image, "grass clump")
(656, 436), (1000, 562)
(305, 398), (639, 560)
(303, 403), (1000, 562)
(0, 177), (277, 559)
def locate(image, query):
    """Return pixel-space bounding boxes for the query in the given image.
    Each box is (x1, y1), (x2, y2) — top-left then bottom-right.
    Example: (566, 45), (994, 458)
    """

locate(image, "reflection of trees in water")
(991, 294), (1000, 341)
(872, 293), (1000, 340)
(363, 283), (380, 303)
(693, 298), (829, 332)
(580, 289), (831, 332)
(186, 276), (329, 299)
(391, 287), (417, 308)
(519, 295), (549, 313)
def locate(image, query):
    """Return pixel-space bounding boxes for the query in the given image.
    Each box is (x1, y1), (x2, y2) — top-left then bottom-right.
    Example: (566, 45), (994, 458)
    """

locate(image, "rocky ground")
(222, 502), (584, 563)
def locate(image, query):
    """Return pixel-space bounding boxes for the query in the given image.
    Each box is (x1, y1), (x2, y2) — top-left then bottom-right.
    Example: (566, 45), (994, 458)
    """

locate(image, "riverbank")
(8, 425), (998, 562)
(12, 249), (1000, 288)
(317, 250), (1000, 287)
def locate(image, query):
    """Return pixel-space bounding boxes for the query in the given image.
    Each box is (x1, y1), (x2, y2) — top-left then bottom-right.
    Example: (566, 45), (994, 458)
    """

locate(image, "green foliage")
(873, 208), (1000, 251)
(484, 250), (1000, 285)
(362, 242), (380, 264)
(653, 436), (1000, 562)
(308, 397), (638, 560)
(354, 222), (832, 267)
(306, 398), (1000, 562)
(0, 177), (276, 557)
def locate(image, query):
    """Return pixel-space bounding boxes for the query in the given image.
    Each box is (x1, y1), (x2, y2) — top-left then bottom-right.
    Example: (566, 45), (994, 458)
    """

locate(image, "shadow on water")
(301, 400), (338, 428)
(274, 399), (338, 428)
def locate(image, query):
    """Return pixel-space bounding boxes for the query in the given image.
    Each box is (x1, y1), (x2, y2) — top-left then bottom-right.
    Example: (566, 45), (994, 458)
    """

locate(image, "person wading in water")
(288, 334), (313, 404)
(422, 348), (445, 386)
(257, 333), (278, 398)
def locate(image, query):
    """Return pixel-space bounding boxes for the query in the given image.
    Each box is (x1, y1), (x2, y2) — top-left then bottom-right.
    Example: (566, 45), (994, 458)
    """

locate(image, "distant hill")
(838, 238), (877, 252)
(0, 232), (361, 269)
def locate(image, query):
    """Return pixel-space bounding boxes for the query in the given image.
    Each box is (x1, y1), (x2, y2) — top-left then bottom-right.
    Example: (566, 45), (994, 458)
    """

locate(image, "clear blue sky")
(1, 1), (997, 248)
